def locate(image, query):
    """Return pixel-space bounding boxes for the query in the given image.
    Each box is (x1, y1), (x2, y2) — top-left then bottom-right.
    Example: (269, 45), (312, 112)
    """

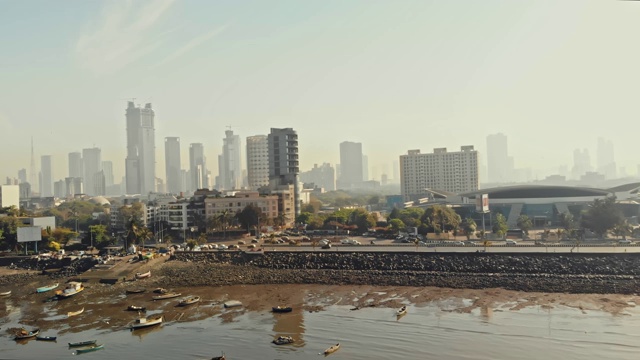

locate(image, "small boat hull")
(272, 306), (293, 313)
(135, 271), (151, 279)
(75, 344), (104, 354)
(131, 315), (164, 329)
(324, 343), (340, 355)
(14, 329), (39, 340)
(179, 296), (201, 306)
(36, 336), (57, 341)
(152, 293), (181, 300)
(126, 288), (146, 294)
(68, 307), (85, 317)
(128, 305), (147, 312)
(36, 283), (59, 293)
(69, 340), (97, 347)
(0, 290), (11, 296)
(273, 336), (294, 345)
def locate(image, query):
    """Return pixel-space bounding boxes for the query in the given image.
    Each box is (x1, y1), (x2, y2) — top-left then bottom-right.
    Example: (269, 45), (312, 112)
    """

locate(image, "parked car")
(321, 244), (332, 249)
(218, 244), (228, 250)
(238, 240), (246, 245)
(505, 239), (517, 245)
(228, 244), (239, 249)
(251, 239), (259, 243)
(618, 239), (632, 245)
(248, 244), (257, 249)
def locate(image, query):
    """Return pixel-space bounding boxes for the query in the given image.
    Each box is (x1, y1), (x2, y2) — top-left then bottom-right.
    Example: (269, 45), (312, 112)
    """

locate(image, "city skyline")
(3, 1), (640, 185)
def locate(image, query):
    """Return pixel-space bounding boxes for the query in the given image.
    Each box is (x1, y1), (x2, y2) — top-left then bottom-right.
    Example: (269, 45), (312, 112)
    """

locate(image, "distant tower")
(486, 133), (510, 183)
(268, 128), (300, 215)
(125, 101), (156, 195)
(218, 130), (242, 190)
(164, 137), (182, 194)
(246, 135), (269, 190)
(29, 136), (37, 189)
(189, 143), (207, 191)
(337, 141), (363, 190)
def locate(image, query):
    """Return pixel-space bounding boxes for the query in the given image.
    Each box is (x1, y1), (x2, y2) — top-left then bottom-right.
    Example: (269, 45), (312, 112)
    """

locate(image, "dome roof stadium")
(89, 196), (110, 206)
(460, 185), (611, 200)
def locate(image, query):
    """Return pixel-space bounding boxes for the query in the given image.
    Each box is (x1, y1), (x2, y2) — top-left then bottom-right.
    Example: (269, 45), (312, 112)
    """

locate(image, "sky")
(2, 0), (640, 185)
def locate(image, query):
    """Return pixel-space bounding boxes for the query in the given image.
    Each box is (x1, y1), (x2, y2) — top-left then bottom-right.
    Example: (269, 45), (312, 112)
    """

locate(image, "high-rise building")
(189, 143), (207, 191)
(65, 177), (83, 197)
(40, 155), (53, 197)
(337, 141), (363, 190)
(102, 161), (114, 187)
(17, 168), (27, 184)
(597, 137), (616, 179)
(68, 152), (83, 178)
(300, 163), (335, 191)
(268, 128), (300, 215)
(54, 180), (65, 198)
(246, 135), (270, 190)
(164, 137), (182, 194)
(400, 146), (479, 202)
(362, 154), (369, 181)
(572, 148), (592, 179)
(217, 130), (242, 190)
(125, 101), (156, 195)
(82, 147), (102, 196)
(486, 133), (510, 183)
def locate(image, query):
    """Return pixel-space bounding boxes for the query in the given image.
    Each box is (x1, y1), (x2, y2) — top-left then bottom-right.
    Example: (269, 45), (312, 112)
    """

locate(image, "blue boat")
(75, 344), (104, 354)
(36, 283), (59, 293)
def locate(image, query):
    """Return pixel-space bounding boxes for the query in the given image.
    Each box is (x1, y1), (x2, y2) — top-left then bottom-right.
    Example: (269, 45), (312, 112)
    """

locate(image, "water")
(2, 290), (639, 359)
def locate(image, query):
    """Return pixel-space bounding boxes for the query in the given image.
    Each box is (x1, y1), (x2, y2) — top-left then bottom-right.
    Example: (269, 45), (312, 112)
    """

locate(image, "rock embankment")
(165, 251), (640, 294)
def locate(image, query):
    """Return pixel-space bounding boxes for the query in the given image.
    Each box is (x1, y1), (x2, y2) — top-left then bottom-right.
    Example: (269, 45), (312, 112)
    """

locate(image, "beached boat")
(126, 288), (146, 294)
(272, 306), (293, 313)
(179, 296), (201, 306)
(153, 288), (168, 294)
(131, 314), (163, 329)
(68, 307), (84, 317)
(211, 353), (226, 360)
(0, 290), (11, 296)
(14, 328), (39, 340)
(224, 300), (242, 308)
(36, 335), (57, 341)
(135, 270), (151, 279)
(323, 343), (340, 355)
(152, 292), (181, 300)
(36, 283), (59, 293)
(55, 282), (84, 298)
(69, 340), (97, 347)
(396, 306), (407, 317)
(75, 344), (104, 354)
(272, 336), (294, 345)
(128, 305), (146, 312)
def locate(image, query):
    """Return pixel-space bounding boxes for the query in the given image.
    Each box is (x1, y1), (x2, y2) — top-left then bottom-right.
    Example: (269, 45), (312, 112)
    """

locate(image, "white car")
(618, 239), (632, 245)
(505, 239), (517, 245)
(217, 244), (228, 250)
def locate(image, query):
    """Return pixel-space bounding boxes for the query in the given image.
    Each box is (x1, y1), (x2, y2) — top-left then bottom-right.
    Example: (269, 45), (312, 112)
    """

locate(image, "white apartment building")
(400, 146), (479, 202)
(246, 135), (269, 190)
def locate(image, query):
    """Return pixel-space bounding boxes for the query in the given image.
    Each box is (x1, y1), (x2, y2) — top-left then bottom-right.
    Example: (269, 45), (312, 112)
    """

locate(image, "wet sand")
(2, 257), (639, 338)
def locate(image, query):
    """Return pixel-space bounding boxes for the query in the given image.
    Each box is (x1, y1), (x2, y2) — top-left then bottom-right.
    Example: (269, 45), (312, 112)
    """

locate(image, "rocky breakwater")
(168, 251), (640, 294)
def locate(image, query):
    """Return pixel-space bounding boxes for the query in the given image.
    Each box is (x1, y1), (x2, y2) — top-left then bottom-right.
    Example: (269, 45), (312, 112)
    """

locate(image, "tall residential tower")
(268, 128), (300, 215)
(125, 101), (156, 195)
(165, 137), (182, 194)
(246, 135), (269, 190)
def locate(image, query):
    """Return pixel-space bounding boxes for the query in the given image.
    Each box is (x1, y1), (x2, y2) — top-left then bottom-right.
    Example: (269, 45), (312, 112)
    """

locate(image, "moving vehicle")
(619, 239), (633, 245)
(505, 239), (517, 245)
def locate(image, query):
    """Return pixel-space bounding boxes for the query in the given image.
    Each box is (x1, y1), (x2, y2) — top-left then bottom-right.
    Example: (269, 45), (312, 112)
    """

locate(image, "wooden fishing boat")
(135, 270), (151, 279)
(128, 305), (146, 312)
(131, 314), (163, 329)
(323, 343), (340, 355)
(36, 283), (59, 293)
(14, 328), (39, 340)
(75, 344), (104, 354)
(126, 288), (146, 294)
(179, 296), (201, 306)
(55, 282), (84, 298)
(396, 306), (407, 317)
(69, 340), (98, 347)
(152, 292), (181, 300)
(68, 307), (84, 317)
(272, 336), (294, 345)
(272, 306), (293, 313)
(36, 335), (57, 341)
(68, 340), (97, 347)
(0, 290), (11, 296)
(153, 287), (168, 294)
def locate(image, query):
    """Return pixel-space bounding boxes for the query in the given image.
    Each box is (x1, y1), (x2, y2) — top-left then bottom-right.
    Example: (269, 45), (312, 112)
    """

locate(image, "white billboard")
(475, 194), (489, 213)
(17, 226), (43, 243)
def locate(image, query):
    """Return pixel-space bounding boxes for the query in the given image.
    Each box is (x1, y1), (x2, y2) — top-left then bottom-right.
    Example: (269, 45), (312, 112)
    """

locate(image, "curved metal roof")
(460, 185), (611, 199)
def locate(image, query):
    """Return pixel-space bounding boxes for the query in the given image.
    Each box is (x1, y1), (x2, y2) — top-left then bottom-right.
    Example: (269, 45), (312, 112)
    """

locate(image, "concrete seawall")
(166, 251), (640, 294)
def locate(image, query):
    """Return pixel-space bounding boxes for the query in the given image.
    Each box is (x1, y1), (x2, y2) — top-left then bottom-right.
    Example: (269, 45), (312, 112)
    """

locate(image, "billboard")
(17, 226), (43, 243)
(475, 194), (489, 213)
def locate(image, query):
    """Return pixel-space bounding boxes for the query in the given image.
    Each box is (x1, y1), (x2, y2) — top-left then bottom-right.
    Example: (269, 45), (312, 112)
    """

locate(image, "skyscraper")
(17, 169), (27, 184)
(597, 137), (616, 179)
(125, 101), (156, 195)
(218, 130), (242, 190)
(165, 137), (182, 194)
(82, 147), (102, 196)
(486, 133), (510, 183)
(102, 161), (114, 187)
(246, 135), (270, 190)
(268, 128), (300, 215)
(337, 141), (363, 190)
(40, 155), (53, 197)
(68, 152), (83, 178)
(572, 148), (592, 179)
(189, 143), (206, 191)
(300, 163), (335, 191)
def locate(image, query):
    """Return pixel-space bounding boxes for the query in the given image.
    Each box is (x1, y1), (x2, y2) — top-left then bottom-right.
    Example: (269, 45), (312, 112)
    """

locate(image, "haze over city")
(2, 0), (640, 185)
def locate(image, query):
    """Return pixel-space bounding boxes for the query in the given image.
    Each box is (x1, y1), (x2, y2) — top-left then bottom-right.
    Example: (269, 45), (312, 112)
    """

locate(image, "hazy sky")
(2, 0), (640, 184)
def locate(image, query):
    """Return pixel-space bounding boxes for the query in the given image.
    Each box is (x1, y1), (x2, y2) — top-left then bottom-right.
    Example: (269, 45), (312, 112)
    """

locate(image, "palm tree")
(137, 227), (153, 248)
(217, 210), (231, 239)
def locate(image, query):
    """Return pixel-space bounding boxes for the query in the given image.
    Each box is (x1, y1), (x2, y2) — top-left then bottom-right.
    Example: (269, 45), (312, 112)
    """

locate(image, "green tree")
(461, 218), (477, 240)
(236, 204), (263, 231)
(348, 208), (376, 233)
(387, 207), (400, 221)
(296, 212), (313, 225)
(612, 221), (632, 240)
(88, 224), (109, 247)
(516, 215), (532, 237)
(186, 239), (198, 250)
(492, 213), (508, 238)
(0, 216), (22, 251)
(49, 227), (79, 246)
(581, 196), (624, 238)
(421, 205), (461, 235)
(388, 218), (405, 233)
(558, 212), (575, 233)
(197, 233), (207, 245)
